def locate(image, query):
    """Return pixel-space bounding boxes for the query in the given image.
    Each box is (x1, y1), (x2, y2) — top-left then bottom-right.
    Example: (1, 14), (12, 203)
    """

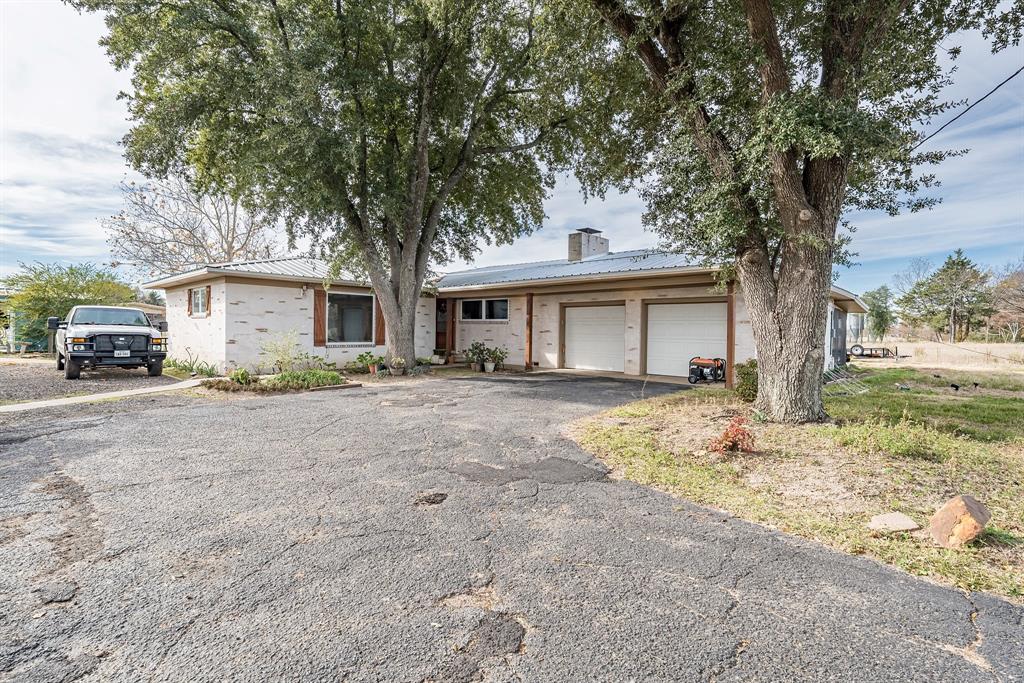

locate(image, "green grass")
(572, 367), (1024, 599)
(827, 367), (1024, 442)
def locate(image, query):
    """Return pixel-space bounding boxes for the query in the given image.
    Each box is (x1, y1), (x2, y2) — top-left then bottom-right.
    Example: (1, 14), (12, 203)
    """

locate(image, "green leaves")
(2, 263), (137, 348)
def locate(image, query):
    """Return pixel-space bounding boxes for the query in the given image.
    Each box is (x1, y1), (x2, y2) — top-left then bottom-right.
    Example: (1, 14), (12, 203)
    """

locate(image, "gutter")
(144, 268), (369, 290)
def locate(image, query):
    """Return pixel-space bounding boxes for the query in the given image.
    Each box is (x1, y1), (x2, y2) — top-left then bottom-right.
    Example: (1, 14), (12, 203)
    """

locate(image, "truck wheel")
(64, 357), (81, 380)
(56, 352), (65, 371)
(148, 360), (163, 377)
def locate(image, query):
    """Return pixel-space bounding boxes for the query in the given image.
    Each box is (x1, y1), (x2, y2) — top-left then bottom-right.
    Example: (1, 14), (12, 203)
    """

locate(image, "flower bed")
(203, 368), (348, 393)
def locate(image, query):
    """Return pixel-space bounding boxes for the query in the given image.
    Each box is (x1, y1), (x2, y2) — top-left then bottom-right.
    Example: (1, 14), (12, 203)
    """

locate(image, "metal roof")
(435, 250), (701, 289)
(143, 252), (866, 309)
(143, 257), (366, 289)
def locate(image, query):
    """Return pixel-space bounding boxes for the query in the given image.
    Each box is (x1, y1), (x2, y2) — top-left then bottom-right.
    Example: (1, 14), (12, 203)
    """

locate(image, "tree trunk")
(372, 274), (420, 368)
(738, 223), (832, 423)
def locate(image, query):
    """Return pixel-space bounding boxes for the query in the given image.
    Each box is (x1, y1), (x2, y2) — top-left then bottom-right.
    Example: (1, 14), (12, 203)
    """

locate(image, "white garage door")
(564, 306), (625, 372)
(646, 302), (728, 377)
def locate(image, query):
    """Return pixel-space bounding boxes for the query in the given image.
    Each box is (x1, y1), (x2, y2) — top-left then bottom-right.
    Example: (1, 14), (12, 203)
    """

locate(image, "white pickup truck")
(48, 305), (168, 380)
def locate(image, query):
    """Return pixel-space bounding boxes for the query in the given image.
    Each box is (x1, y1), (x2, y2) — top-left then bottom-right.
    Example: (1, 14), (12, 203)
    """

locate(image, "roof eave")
(144, 268), (370, 290)
(437, 265), (715, 292)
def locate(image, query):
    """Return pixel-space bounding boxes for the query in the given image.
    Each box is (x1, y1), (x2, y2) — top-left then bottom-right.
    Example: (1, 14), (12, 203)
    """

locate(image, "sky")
(1, 1), (1022, 295)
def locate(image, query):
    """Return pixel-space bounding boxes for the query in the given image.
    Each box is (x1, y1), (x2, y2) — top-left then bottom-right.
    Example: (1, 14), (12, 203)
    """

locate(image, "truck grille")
(93, 334), (148, 352)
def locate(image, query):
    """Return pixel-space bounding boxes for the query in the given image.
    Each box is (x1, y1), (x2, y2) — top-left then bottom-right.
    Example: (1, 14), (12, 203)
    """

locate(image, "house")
(144, 229), (867, 384)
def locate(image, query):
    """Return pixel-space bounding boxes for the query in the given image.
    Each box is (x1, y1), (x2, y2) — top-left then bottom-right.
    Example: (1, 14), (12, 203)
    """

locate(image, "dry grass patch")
(571, 373), (1024, 600)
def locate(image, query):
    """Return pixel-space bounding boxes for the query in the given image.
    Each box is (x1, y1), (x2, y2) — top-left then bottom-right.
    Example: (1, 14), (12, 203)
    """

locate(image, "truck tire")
(148, 360), (163, 377)
(56, 352), (65, 370)
(64, 357), (81, 380)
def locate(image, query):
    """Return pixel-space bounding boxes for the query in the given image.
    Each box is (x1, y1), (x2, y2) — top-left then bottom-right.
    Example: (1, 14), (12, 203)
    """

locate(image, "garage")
(645, 302), (728, 377)
(563, 305), (625, 372)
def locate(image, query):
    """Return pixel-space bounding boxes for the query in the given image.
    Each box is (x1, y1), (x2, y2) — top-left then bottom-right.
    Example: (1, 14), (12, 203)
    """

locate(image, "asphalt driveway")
(0, 375), (1020, 682)
(0, 361), (177, 404)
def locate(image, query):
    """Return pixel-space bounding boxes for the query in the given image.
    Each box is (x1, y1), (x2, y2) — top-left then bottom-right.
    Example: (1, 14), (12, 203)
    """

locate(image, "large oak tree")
(74, 0), (601, 363)
(575, 0), (1021, 421)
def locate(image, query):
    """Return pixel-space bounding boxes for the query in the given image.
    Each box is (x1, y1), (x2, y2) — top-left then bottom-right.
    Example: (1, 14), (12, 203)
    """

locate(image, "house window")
(190, 288), (208, 317)
(327, 292), (374, 344)
(461, 299), (508, 321)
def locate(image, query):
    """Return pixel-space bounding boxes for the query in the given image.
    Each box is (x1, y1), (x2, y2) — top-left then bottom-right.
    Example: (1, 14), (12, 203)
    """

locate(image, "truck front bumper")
(68, 351), (167, 367)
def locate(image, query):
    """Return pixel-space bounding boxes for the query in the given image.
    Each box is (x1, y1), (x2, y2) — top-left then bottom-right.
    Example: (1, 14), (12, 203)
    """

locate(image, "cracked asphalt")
(0, 374), (1021, 682)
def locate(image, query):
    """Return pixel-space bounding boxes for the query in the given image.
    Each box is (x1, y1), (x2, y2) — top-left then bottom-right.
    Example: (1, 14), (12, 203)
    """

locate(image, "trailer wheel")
(849, 344), (865, 356)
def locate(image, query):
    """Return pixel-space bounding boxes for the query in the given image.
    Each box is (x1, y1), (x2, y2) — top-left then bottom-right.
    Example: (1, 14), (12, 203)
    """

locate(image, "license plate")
(114, 350), (130, 358)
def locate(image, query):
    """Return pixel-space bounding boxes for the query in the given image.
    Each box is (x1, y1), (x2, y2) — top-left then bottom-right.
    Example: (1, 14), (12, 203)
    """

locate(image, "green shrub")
(466, 341), (488, 363)
(229, 367), (254, 385)
(263, 369), (344, 390)
(343, 360), (369, 374)
(734, 360), (758, 402)
(204, 369), (345, 393)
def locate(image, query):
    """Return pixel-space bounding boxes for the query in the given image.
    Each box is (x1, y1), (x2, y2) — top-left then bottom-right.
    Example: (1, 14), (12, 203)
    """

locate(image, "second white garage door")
(564, 305), (625, 372)
(646, 302), (728, 377)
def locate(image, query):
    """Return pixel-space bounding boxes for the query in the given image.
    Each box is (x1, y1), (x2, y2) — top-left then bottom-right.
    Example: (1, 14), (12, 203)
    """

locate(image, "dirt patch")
(452, 457), (608, 486)
(36, 472), (103, 573)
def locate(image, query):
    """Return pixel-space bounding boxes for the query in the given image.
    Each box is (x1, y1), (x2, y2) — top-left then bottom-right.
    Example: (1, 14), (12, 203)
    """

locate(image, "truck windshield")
(71, 307), (151, 326)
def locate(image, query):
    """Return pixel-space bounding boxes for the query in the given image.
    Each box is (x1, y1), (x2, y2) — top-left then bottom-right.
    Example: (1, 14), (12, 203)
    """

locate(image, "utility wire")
(912, 64), (1024, 151)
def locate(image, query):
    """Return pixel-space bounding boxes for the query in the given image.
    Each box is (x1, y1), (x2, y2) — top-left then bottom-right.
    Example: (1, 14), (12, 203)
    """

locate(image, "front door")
(435, 299), (449, 353)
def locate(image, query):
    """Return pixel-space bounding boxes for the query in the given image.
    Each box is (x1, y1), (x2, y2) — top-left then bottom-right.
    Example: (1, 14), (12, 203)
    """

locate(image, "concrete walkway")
(0, 377), (207, 413)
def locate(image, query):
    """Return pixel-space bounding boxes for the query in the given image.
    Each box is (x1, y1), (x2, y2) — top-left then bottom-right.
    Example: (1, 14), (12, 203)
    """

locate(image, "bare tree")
(893, 257), (934, 299)
(991, 259), (1024, 342)
(104, 176), (283, 277)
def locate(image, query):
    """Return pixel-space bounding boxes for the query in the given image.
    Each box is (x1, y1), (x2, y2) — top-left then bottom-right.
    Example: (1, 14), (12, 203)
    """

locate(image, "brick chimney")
(568, 228), (609, 262)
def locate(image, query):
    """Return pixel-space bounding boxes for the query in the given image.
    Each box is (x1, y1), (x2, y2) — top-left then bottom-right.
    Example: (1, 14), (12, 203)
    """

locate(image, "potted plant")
(389, 356), (407, 376)
(467, 341), (488, 371)
(488, 346), (508, 372)
(356, 351), (380, 375)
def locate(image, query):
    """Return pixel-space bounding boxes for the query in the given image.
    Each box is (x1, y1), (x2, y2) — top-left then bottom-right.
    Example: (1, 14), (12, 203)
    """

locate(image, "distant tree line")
(0, 263), (154, 351)
(860, 251), (1024, 343)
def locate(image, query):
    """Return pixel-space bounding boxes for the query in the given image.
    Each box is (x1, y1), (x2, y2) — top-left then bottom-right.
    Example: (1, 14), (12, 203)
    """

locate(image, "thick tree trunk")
(738, 222), (833, 423)
(371, 274), (420, 369)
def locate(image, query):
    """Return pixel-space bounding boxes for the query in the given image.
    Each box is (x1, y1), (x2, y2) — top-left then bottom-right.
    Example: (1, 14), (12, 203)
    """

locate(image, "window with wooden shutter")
(374, 298), (385, 346)
(313, 289), (326, 347)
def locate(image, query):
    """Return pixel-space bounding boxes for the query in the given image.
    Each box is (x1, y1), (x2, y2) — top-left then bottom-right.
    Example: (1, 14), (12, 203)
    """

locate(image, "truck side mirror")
(47, 317), (60, 330)
(158, 321), (169, 332)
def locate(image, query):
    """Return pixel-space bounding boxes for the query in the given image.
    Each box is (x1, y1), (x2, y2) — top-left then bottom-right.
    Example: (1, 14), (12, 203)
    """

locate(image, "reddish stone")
(929, 495), (991, 548)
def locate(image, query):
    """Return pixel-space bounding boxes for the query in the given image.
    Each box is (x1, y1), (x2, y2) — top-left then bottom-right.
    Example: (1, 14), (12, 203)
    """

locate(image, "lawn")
(571, 366), (1024, 600)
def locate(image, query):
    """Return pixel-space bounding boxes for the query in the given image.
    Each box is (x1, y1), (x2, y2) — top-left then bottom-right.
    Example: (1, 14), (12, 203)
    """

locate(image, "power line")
(911, 64), (1024, 151)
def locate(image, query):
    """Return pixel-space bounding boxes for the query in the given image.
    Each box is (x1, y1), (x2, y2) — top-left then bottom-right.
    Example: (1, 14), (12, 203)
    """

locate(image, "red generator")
(688, 357), (727, 384)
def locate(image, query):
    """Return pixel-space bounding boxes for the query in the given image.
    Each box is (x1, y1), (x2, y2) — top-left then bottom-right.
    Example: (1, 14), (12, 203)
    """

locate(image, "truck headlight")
(73, 345), (85, 351)
(151, 344), (165, 351)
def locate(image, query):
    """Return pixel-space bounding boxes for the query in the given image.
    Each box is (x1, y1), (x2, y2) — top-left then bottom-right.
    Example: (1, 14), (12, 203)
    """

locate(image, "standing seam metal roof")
(435, 250), (699, 288)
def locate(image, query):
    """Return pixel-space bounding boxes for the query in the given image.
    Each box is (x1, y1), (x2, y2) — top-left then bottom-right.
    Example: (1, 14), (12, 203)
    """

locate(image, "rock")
(35, 581), (78, 605)
(415, 492), (447, 506)
(868, 512), (920, 533)
(929, 495), (991, 548)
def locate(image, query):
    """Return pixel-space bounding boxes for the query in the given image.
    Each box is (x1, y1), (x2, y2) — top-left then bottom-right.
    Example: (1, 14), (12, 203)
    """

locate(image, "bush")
(229, 367), (254, 385)
(708, 416), (756, 454)
(734, 360), (758, 402)
(343, 360), (370, 374)
(263, 369), (344, 390)
(466, 341), (488, 363)
(259, 330), (301, 372)
(204, 369), (345, 393)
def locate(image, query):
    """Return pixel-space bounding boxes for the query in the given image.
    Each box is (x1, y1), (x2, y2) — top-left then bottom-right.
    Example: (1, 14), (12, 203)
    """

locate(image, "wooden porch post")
(525, 293), (534, 370)
(726, 281), (735, 389)
(447, 298), (457, 361)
